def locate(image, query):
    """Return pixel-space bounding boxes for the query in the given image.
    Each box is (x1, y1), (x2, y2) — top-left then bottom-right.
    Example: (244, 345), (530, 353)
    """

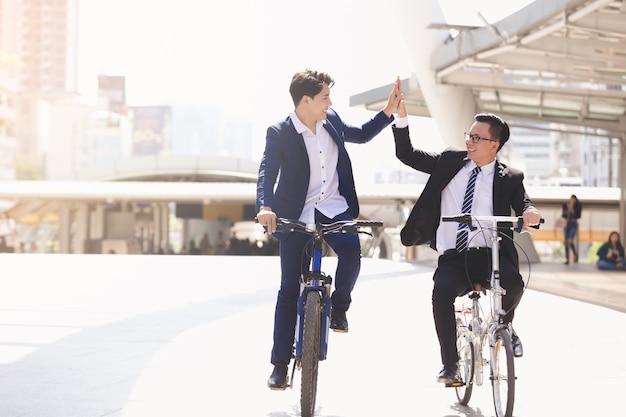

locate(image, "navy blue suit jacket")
(256, 108), (393, 225)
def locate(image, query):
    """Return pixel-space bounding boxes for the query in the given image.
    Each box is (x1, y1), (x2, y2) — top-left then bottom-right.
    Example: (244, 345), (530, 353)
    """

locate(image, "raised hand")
(398, 92), (407, 118)
(383, 76), (403, 118)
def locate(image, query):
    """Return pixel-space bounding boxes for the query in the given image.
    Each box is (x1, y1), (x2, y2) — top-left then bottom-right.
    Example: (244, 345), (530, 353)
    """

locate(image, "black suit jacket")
(393, 125), (536, 267)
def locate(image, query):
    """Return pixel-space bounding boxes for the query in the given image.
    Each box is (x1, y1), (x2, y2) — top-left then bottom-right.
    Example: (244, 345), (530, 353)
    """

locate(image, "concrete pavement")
(526, 261), (626, 313)
(0, 254), (624, 416)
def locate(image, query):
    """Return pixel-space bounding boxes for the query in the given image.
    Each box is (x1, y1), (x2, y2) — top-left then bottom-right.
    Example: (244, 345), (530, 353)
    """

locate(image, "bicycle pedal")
(445, 381), (465, 388)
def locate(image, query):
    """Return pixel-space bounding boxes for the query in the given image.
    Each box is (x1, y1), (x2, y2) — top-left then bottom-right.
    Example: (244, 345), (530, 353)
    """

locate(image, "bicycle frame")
(267, 217), (382, 371)
(448, 214), (529, 326)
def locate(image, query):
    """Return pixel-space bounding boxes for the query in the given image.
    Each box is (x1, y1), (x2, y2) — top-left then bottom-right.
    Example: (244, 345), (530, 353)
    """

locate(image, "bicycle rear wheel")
(491, 328), (515, 417)
(455, 319), (474, 404)
(300, 290), (321, 417)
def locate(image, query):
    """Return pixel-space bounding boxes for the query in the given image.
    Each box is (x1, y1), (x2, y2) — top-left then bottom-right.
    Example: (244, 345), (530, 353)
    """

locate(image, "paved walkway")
(526, 261), (626, 313)
(0, 254), (623, 417)
(413, 258), (626, 313)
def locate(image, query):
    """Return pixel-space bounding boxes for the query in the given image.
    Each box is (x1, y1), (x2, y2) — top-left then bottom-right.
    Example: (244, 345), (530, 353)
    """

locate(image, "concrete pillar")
(152, 203), (161, 253)
(73, 203), (89, 254)
(161, 202), (170, 252)
(390, 0), (477, 148)
(58, 202), (71, 254)
(91, 203), (105, 239)
(152, 202), (170, 253)
(619, 133), (626, 242)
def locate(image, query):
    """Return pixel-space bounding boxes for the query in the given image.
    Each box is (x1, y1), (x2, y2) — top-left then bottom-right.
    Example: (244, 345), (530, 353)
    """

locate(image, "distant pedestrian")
(199, 232), (211, 255)
(561, 194), (582, 264)
(596, 231), (626, 270)
(187, 239), (200, 255)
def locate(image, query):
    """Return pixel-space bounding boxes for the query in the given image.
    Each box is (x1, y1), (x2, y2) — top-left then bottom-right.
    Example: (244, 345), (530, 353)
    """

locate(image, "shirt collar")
(291, 111), (325, 135)
(467, 159), (496, 177)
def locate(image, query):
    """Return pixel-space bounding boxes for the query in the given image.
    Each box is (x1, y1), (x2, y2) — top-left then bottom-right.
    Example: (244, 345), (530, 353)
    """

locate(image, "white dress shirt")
(437, 160), (496, 252)
(291, 112), (348, 224)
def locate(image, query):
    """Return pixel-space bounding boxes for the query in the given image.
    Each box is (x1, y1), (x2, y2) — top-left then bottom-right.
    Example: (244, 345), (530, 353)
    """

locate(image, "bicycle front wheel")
(491, 328), (515, 417)
(455, 321), (474, 405)
(300, 290), (321, 417)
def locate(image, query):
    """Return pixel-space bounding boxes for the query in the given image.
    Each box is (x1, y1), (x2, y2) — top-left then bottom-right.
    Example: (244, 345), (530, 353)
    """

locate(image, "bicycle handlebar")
(441, 214), (544, 233)
(255, 217), (383, 235)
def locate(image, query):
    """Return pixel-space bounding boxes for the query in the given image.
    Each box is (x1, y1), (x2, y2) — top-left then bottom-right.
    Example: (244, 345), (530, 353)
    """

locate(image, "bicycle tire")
(491, 328), (515, 417)
(300, 290), (321, 417)
(455, 319), (474, 405)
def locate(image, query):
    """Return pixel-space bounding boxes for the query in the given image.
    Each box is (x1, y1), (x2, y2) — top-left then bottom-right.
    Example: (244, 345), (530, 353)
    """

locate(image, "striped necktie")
(456, 166), (481, 251)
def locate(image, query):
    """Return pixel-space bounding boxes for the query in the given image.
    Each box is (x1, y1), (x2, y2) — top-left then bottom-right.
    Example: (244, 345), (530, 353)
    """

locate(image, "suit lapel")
(287, 115), (308, 154)
(492, 160), (508, 212)
(323, 121), (343, 148)
(439, 154), (468, 189)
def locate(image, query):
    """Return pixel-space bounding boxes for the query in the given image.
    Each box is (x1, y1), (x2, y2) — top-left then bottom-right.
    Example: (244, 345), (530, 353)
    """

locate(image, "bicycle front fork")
(294, 272), (332, 361)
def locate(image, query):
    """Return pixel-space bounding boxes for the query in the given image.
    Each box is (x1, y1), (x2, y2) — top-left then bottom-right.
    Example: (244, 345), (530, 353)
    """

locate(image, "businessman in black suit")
(257, 70), (402, 389)
(392, 91), (542, 385)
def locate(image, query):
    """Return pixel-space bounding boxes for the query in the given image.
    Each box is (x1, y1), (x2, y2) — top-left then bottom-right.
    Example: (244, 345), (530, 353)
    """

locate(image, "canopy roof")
(351, 0), (626, 138)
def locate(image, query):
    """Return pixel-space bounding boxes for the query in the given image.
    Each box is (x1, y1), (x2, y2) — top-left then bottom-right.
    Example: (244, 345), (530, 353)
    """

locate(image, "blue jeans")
(270, 210), (361, 364)
(564, 221), (578, 262)
(564, 221), (578, 240)
(597, 259), (626, 270)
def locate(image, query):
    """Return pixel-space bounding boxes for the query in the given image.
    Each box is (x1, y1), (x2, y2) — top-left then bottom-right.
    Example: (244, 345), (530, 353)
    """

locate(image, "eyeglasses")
(464, 132), (499, 144)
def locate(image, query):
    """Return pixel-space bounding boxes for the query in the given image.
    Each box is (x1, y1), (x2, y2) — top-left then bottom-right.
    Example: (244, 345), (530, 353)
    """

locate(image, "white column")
(161, 202), (170, 252)
(390, 0), (477, 147)
(619, 135), (626, 242)
(72, 203), (89, 254)
(58, 202), (71, 254)
(152, 203), (161, 254)
(152, 202), (170, 254)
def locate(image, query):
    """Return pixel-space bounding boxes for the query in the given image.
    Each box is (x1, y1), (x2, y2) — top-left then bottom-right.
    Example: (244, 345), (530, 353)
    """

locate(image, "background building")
(0, 50), (17, 181)
(0, 0), (79, 179)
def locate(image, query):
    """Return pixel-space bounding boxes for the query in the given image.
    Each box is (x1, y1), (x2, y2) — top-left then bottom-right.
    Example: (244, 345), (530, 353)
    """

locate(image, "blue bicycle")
(273, 217), (382, 417)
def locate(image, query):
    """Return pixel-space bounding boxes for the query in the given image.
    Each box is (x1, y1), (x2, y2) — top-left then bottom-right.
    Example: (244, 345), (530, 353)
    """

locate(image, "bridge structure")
(3, 0), (625, 257)
(353, 0), (626, 238)
(0, 170), (620, 258)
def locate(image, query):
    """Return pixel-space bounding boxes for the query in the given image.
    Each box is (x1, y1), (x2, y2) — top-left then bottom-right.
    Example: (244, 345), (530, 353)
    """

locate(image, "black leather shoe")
(330, 308), (349, 333)
(267, 363), (289, 390)
(512, 333), (524, 358)
(436, 365), (461, 384)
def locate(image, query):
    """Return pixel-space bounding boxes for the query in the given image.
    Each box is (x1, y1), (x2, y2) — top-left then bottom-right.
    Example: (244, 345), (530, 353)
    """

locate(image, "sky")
(77, 0), (533, 180)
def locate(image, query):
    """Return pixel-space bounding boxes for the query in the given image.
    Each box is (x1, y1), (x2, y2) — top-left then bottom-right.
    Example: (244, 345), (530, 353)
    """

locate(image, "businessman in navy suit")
(392, 90), (541, 385)
(256, 70), (401, 389)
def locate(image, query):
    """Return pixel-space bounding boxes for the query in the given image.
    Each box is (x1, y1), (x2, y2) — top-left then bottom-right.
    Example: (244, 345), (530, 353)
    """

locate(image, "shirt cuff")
(394, 116), (409, 129)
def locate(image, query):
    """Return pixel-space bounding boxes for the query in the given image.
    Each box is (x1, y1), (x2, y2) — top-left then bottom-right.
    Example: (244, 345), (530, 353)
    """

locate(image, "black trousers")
(432, 248), (523, 368)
